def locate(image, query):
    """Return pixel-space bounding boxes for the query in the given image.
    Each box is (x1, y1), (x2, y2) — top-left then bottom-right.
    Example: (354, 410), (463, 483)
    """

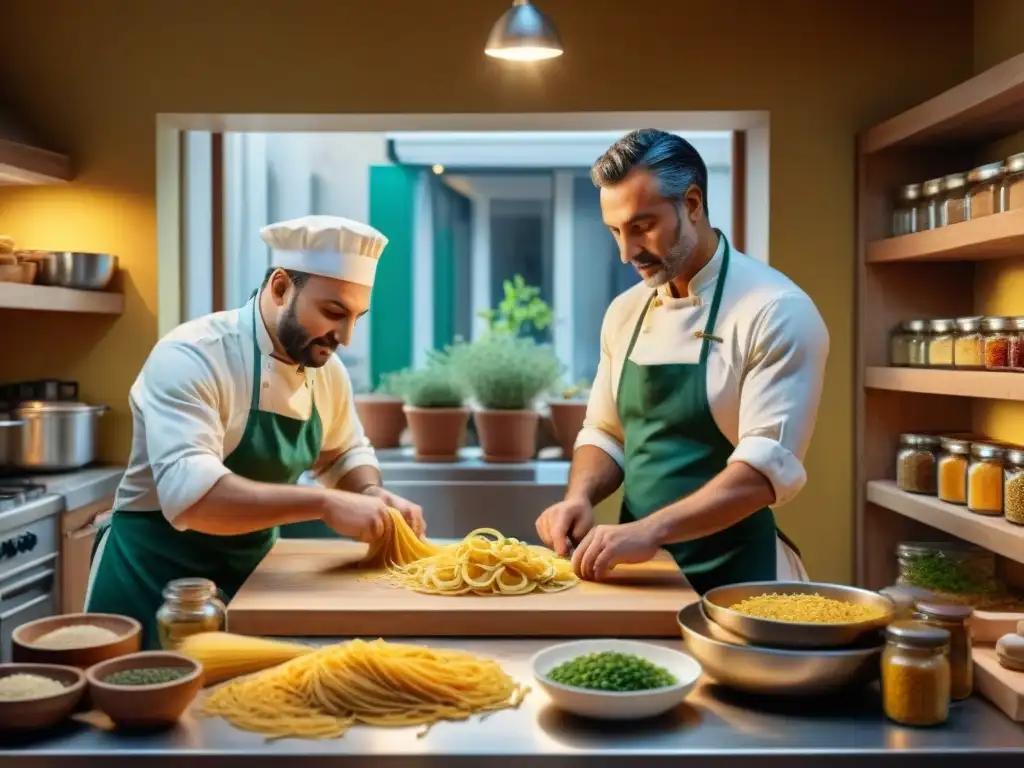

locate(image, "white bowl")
(531, 639), (702, 720)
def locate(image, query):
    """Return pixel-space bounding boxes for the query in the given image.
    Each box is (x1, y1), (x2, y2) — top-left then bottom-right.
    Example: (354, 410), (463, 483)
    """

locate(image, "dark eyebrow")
(607, 212), (658, 230)
(324, 299), (367, 317)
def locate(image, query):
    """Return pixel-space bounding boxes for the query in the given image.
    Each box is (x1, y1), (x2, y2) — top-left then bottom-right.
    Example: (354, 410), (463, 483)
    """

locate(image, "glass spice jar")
(917, 178), (943, 231)
(953, 316), (984, 368)
(905, 319), (930, 367)
(967, 162), (1004, 219)
(938, 173), (968, 226)
(896, 541), (998, 595)
(1008, 316), (1024, 370)
(896, 433), (941, 495)
(982, 316), (1012, 370)
(890, 322), (911, 366)
(926, 319), (955, 367)
(937, 437), (971, 505)
(882, 620), (951, 727)
(968, 442), (1004, 515)
(1004, 448), (1024, 526)
(1001, 152), (1024, 212)
(156, 577), (227, 651)
(913, 602), (974, 701)
(892, 184), (921, 237)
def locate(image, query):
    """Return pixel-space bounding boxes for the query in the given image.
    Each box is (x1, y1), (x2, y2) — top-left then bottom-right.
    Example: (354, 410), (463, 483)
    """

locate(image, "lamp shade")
(485, 0), (563, 61)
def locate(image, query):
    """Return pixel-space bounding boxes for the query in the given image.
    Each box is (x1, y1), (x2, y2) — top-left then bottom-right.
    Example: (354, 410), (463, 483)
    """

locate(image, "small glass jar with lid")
(937, 437), (971, 505)
(890, 322), (911, 366)
(904, 319), (930, 367)
(926, 319), (954, 367)
(1004, 448), (1024, 526)
(916, 178), (943, 231)
(968, 162), (1004, 219)
(968, 442), (1005, 515)
(953, 316), (984, 368)
(882, 620), (951, 726)
(982, 316), (1012, 369)
(913, 602), (973, 701)
(156, 577), (226, 650)
(896, 541), (998, 592)
(1002, 152), (1024, 211)
(938, 173), (968, 226)
(1008, 316), (1024, 370)
(896, 433), (940, 495)
(892, 184), (921, 236)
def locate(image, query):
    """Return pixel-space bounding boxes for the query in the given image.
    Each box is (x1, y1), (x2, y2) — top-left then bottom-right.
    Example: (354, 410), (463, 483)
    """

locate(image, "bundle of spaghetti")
(177, 632), (314, 685)
(380, 527), (579, 596)
(360, 507), (443, 568)
(202, 638), (528, 739)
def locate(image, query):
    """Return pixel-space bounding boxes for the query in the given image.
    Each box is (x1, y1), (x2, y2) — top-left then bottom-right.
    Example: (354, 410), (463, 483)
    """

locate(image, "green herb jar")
(896, 542), (997, 603)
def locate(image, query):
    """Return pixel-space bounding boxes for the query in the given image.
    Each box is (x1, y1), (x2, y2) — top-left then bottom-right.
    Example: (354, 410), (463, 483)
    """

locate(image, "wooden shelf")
(860, 50), (1024, 153)
(0, 283), (123, 315)
(866, 209), (1024, 263)
(865, 367), (1024, 401)
(865, 480), (1024, 565)
(0, 137), (72, 184)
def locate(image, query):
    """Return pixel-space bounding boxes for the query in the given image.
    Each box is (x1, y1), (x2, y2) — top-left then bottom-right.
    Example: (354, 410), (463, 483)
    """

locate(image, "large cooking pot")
(10, 401), (108, 471)
(0, 418), (24, 467)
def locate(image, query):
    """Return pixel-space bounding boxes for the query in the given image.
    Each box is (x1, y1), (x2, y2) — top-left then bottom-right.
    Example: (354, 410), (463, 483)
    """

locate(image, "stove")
(0, 479), (48, 513)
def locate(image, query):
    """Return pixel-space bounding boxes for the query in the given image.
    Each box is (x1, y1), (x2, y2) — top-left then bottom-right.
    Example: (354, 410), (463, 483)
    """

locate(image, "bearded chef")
(535, 129), (828, 593)
(86, 215), (424, 647)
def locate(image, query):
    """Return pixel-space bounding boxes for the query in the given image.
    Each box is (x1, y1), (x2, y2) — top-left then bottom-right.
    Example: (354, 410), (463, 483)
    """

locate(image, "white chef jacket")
(113, 297), (378, 528)
(576, 235), (829, 509)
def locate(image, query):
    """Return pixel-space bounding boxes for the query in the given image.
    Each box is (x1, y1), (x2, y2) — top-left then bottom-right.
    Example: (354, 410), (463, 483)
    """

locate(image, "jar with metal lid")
(916, 178), (942, 231)
(882, 620), (951, 726)
(896, 433), (940, 494)
(913, 602), (973, 701)
(1007, 316), (1024, 370)
(890, 322), (911, 366)
(897, 541), (998, 595)
(937, 437), (970, 505)
(968, 442), (1004, 515)
(156, 577), (226, 650)
(982, 316), (1012, 369)
(1004, 448), (1024, 525)
(967, 162), (1004, 219)
(1002, 152), (1024, 211)
(938, 173), (967, 226)
(892, 183), (921, 236)
(903, 319), (930, 367)
(926, 319), (954, 367)
(953, 316), (984, 368)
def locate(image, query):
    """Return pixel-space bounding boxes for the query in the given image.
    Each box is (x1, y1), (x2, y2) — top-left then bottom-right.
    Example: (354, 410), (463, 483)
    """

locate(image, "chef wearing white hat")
(85, 215), (423, 648)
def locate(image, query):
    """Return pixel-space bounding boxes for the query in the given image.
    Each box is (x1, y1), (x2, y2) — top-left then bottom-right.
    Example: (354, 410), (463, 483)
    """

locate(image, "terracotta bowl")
(86, 651), (204, 729)
(0, 663), (86, 731)
(13, 613), (142, 669)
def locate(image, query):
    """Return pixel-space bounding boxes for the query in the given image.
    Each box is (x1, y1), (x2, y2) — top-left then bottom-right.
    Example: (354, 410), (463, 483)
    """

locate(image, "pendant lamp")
(485, 0), (563, 62)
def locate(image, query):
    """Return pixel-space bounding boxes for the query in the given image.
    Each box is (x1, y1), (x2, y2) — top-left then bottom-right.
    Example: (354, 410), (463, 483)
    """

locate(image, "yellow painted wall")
(0, 0), (979, 582)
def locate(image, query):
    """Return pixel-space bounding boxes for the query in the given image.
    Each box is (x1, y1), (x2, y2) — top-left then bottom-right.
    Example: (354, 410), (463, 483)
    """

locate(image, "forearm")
(333, 464), (384, 494)
(175, 474), (328, 535)
(565, 445), (624, 507)
(646, 462), (775, 545)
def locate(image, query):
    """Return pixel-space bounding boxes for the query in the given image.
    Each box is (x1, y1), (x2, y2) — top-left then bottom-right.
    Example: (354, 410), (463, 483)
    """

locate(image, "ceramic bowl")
(0, 663), (86, 731)
(86, 651), (203, 728)
(13, 613), (142, 669)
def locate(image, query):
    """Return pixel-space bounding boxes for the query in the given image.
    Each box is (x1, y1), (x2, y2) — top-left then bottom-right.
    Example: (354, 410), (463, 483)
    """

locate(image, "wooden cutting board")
(974, 646), (1024, 722)
(227, 539), (697, 639)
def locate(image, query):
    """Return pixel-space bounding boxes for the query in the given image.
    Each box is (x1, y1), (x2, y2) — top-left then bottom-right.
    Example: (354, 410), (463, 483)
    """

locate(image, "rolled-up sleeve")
(727, 293), (829, 507)
(141, 342), (232, 527)
(574, 306), (626, 468)
(313, 360), (380, 488)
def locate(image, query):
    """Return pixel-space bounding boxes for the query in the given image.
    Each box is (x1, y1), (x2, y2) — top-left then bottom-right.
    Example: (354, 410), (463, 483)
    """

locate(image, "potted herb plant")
(401, 355), (471, 462)
(547, 378), (591, 460)
(354, 370), (408, 449)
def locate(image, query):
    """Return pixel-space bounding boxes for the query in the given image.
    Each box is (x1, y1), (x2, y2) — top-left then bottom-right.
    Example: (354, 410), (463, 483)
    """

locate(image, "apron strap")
(624, 292), (657, 360)
(698, 230), (731, 366)
(249, 299), (263, 412)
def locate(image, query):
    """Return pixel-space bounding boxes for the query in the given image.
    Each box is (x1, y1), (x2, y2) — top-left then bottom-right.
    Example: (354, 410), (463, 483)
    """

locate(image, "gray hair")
(591, 129), (709, 217)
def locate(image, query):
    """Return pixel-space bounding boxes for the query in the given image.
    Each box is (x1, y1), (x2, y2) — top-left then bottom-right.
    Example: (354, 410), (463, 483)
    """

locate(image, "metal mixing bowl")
(702, 581), (895, 649)
(36, 252), (118, 290)
(677, 601), (883, 697)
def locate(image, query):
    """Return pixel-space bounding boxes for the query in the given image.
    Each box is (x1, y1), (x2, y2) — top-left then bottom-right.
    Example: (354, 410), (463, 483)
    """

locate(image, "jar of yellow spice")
(967, 443), (1005, 515)
(1003, 448), (1024, 526)
(882, 620), (951, 727)
(937, 437), (970, 505)
(953, 316), (984, 369)
(927, 319), (955, 367)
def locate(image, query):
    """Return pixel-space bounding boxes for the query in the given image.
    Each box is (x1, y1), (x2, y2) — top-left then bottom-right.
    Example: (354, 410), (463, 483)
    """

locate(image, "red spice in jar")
(986, 338), (1010, 369)
(1011, 336), (1024, 370)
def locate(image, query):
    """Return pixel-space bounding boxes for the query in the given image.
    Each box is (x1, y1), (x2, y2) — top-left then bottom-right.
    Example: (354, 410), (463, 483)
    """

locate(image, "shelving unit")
(856, 50), (1024, 591)
(0, 283), (123, 315)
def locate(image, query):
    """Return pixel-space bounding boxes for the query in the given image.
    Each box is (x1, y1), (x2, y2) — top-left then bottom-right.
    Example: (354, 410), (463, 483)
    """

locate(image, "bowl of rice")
(0, 663), (86, 731)
(702, 581), (895, 649)
(13, 613), (142, 668)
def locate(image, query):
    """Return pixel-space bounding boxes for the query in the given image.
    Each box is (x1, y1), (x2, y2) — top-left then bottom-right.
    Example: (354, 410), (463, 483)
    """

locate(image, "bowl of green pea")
(85, 651), (203, 728)
(531, 639), (702, 720)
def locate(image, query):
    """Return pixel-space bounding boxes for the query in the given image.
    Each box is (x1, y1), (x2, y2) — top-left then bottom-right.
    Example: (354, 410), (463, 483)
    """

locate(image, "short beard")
(641, 206), (697, 289)
(277, 299), (337, 368)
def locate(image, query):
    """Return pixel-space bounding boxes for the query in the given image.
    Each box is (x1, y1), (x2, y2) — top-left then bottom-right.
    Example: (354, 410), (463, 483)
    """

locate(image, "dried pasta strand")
(178, 632), (314, 685)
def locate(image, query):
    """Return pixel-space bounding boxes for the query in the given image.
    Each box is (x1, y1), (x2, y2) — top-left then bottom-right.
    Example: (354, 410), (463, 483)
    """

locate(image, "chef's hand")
(571, 520), (661, 582)
(361, 485), (426, 538)
(536, 496), (594, 557)
(321, 490), (392, 543)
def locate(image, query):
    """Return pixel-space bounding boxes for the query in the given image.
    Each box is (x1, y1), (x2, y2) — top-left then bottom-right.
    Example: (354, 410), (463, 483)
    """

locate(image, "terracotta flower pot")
(548, 399), (588, 459)
(404, 406), (470, 462)
(354, 395), (406, 449)
(473, 409), (539, 463)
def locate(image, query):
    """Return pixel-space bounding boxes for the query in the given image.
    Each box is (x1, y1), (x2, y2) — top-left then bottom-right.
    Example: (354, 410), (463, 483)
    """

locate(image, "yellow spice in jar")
(883, 657), (950, 726)
(967, 462), (1002, 514)
(1005, 474), (1024, 525)
(954, 337), (983, 367)
(938, 455), (967, 504)
(928, 338), (953, 366)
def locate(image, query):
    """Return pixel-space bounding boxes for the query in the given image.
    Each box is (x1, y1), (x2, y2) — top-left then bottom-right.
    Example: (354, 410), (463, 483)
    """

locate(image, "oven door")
(0, 556), (57, 662)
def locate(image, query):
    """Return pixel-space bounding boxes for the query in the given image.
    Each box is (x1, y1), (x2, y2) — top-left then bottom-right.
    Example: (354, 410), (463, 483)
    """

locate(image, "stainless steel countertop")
(6, 637), (1024, 766)
(28, 466), (124, 511)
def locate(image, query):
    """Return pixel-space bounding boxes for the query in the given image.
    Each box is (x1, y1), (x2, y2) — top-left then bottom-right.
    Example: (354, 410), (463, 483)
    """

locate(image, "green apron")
(86, 298), (324, 648)
(617, 233), (797, 595)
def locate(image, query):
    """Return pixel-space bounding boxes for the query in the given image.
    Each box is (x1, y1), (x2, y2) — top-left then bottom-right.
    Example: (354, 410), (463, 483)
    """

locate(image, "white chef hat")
(260, 215), (388, 287)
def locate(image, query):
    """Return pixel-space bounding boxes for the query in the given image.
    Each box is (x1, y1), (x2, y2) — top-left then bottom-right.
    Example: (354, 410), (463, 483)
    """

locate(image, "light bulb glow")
(485, 45), (563, 61)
